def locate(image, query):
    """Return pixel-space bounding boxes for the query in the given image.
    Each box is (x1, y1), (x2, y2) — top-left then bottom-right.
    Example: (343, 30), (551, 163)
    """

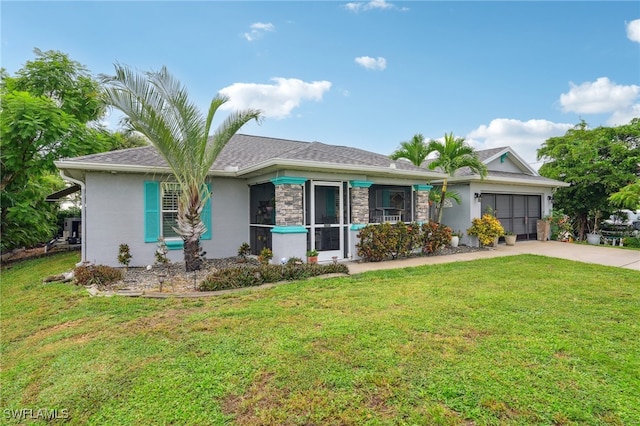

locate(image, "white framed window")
(161, 182), (182, 238)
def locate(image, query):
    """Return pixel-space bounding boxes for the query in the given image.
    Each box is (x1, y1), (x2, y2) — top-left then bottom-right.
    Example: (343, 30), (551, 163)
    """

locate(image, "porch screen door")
(310, 181), (343, 262)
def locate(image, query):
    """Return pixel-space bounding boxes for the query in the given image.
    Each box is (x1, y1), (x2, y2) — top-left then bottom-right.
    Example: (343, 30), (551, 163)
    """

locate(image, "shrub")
(258, 247), (273, 265)
(74, 264), (123, 287)
(356, 222), (421, 262)
(421, 222), (452, 254)
(467, 214), (504, 246)
(622, 237), (640, 248)
(286, 257), (304, 266)
(199, 263), (349, 291)
(237, 242), (251, 260)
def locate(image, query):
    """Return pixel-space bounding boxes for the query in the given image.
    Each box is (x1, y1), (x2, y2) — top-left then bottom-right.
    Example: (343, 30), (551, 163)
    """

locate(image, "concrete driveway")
(347, 240), (640, 274)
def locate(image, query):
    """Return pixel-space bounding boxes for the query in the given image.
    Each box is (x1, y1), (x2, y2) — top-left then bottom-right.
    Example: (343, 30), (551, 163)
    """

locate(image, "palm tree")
(389, 133), (430, 166)
(102, 65), (261, 272)
(426, 132), (488, 223)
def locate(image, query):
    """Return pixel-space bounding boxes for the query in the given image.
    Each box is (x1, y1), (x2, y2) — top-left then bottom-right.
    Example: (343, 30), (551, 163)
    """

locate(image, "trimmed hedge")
(356, 222), (453, 262)
(199, 263), (349, 291)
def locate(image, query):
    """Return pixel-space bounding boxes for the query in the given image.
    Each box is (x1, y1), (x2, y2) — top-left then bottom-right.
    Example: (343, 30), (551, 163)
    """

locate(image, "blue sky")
(2, 1), (639, 169)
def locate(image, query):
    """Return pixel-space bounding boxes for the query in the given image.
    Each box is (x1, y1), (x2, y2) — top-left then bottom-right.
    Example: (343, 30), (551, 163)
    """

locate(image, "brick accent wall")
(274, 184), (303, 225)
(350, 187), (370, 224)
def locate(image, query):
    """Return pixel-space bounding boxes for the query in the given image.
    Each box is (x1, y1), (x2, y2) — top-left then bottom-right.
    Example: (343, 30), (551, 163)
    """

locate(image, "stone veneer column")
(349, 180), (373, 225)
(414, 184), (433, 223)
(274, 183), (304, 225)
(270, 177), (308, 263)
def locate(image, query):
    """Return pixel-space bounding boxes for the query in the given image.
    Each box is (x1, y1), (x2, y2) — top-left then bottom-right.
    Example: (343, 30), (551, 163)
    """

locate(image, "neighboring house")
(54, 134), (447, 267)
(429, 147), (570, 245)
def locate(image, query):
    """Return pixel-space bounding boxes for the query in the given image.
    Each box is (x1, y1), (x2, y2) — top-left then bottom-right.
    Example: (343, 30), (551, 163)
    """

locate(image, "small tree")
(155, 237), (170, 275)
(117, 243), (132, 270)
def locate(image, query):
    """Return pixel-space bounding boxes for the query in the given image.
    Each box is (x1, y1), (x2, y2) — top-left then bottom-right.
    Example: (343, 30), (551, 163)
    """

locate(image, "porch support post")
(348, 180), (373, 260)
(349, 180), (373, 225)
(270, 177), (308, 262)
(413, 184), (433, 223)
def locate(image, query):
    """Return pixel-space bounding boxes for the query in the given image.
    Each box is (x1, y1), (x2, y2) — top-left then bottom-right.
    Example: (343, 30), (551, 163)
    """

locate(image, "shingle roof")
(58, 134), (432, 174)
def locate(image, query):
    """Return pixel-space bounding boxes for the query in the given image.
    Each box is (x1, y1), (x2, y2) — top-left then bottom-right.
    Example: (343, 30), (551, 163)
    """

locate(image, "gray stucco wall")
(84, 173), (249, 267)
(441, 182), (553, 246)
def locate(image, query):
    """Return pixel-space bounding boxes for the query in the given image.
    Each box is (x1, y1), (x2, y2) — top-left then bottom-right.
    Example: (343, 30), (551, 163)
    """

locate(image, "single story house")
(433, 146), (570, 245)
(53, 135), (568, 266)
(54, 134), (447, 267)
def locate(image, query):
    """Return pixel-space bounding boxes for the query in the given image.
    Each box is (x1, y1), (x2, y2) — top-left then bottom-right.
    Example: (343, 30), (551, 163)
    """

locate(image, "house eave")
(55, 158), (448, 182)
(434, 174), (570, 188)
(54, 160), (240, 178)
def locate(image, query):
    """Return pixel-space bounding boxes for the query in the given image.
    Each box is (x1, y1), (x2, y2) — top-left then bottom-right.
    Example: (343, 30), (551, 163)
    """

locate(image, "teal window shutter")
(201, 183), (212, 240)
(144, 181), (160, 243)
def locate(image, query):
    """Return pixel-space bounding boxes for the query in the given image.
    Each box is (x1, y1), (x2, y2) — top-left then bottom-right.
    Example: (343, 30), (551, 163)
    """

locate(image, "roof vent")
(389, 163), (396, 169)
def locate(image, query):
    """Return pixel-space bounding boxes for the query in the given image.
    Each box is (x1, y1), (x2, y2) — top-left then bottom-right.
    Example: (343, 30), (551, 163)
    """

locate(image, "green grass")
(1, 252), (639, 425)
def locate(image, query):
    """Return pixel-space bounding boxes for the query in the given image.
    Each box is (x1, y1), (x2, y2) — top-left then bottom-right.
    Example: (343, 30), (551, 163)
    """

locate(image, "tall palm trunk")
(437, 179), (448, 223)
(177, 184), (207, 272)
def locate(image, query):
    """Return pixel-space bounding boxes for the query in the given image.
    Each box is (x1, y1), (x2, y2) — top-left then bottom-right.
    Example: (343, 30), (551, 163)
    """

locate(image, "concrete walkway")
(346, 240), (640, 274)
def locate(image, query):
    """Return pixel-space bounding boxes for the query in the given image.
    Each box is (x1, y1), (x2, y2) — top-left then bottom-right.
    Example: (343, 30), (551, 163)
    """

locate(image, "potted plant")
(504, 231), (517, 246)
(306, 249), (319, 264)
(586, 209), (602, 245)
(450, 230), (462, 248)
(536, 215), (551, 241)
(467, 214), (505, 247)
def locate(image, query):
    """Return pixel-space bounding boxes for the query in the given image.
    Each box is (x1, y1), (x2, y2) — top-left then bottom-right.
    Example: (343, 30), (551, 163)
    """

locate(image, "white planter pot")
(504, 234), (517, 246)
(450, 236), (459, 248)
(586, 233), (601, 245)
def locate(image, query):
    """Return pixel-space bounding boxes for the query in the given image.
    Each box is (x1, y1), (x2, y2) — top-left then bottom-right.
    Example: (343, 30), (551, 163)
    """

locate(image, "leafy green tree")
(538, 119), (640, 239)
(1, 49), (115, 251)
(102, 64), (261, 272)
(390, 133), (430, 166)
(426, 132), (488, 223)
(609, 180), (640, 210)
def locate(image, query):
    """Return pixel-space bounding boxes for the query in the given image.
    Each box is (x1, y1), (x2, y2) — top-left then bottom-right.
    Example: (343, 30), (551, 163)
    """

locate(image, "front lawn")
(1, 252), (639, 425)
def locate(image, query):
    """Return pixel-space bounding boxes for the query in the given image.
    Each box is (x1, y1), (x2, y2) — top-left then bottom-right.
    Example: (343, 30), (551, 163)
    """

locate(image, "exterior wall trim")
(271, 225), (309, 234)
(413, 184), (433, 191)
(350, 180), (374, 188)
(271, 177), (308, 185)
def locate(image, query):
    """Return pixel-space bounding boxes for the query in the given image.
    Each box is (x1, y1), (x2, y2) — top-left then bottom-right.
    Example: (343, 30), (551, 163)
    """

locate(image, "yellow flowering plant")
(467, 214), (505, 246)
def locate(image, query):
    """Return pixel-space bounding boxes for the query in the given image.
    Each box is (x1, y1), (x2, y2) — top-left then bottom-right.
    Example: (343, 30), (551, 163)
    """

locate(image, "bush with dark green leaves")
(622, 237), (640, 248)
(199, 263), (349, 291)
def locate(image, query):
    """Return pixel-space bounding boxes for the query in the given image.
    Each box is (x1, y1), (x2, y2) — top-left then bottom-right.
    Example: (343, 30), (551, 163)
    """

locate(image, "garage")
(481, 194), (541, 239)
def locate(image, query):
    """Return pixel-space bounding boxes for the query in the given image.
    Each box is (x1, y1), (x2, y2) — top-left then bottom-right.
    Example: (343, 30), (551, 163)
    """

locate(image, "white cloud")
(466, 118), (574, 169)
(607, 104), (640, 127)
(344, 0), (405, 13)
(559, 77), (639, 114)
(244, 22), (275, 42)
(218, 78), (332, 119)
(626, 19), (640, 43)
(355, 56), (387, 70)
